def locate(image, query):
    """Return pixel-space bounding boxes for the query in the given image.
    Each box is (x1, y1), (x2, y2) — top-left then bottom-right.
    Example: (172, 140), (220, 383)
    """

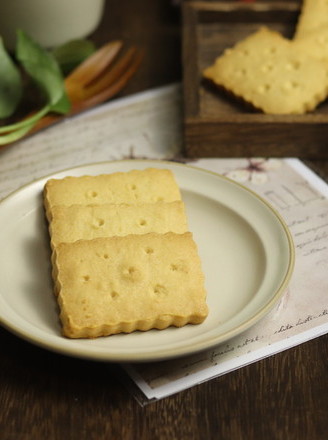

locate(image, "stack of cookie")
(44, 168), (208, 338)
(203, 0), (328, 114)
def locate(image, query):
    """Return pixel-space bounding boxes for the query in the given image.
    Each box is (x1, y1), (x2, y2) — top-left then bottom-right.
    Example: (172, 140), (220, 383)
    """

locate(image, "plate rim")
(0, 159), (295, 362)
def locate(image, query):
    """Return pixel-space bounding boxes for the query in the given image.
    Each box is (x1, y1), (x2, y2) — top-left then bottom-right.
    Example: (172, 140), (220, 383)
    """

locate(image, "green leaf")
(0, 121), (36, 145)
(53, 39), (96, 75)
(0, 37), (22, 118)
(0, 105), (50, 134)
(16, 29), (70, 113)
(50, 88), (71, 114)
(0, 30), (71, 145)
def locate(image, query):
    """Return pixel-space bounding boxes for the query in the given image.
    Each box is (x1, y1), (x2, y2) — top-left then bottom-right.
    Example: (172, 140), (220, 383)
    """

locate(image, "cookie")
(44, 168), (182, 221)
(203, 27), (328, 114)
(293, 24), (328, 60)
(49, 201), (188, 247)
(294, 0), (328, 38)
(53, 232), (208, 338)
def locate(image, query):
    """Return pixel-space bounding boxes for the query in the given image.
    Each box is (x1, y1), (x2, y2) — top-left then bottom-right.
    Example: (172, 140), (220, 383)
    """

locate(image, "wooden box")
(182, 0), (328, 158)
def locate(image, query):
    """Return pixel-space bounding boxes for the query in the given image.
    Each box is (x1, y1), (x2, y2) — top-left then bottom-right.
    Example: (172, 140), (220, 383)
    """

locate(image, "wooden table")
(1, 1), (328, 439)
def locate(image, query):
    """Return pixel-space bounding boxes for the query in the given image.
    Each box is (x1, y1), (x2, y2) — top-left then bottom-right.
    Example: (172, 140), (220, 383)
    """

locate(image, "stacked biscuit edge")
(44, 168), (208, 338)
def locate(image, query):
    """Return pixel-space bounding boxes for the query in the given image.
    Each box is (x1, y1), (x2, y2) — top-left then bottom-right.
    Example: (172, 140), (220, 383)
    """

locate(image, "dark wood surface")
(1, 1), (328, 439)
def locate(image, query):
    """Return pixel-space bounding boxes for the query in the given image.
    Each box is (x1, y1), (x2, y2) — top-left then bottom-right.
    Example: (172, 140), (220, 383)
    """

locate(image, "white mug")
(0, 0), (105, 49)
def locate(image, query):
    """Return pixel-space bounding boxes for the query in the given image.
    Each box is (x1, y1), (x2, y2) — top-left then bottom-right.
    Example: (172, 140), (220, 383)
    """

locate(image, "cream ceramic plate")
(0, 160), (294, 362)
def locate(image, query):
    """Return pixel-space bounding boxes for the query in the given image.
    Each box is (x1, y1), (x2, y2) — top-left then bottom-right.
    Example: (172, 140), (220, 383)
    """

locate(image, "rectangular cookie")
(44, 168), (182, 221)
(294, 0), (328, 39)
(293, 25), (328, 61)
(49, 201), (189, 247)
(203, 27), (328, 114)
(53, 232), (208, 338)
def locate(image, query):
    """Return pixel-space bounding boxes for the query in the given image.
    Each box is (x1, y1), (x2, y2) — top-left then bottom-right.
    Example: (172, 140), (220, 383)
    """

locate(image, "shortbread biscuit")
(53, 232), (208, 338)
(44, 168), (182, 221)
(49, 201), (188, 247)
(293, 25), (328, 60)
(203, 27), (328, 114)
(294, 0), (328, 39)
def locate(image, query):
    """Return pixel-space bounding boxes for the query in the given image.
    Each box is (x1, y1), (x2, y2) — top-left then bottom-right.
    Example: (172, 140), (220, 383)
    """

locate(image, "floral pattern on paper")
(224, 158), (282, 185)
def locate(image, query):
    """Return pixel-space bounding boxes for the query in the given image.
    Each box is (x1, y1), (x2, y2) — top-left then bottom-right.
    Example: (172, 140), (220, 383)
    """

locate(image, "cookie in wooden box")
(293, 25), (328, 61)
(203, 27), (328, 114)
(294, 0), (328, 39)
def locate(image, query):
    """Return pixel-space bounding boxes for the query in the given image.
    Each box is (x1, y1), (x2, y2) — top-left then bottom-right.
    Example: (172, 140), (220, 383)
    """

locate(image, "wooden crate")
(182, 0), (328, 158)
